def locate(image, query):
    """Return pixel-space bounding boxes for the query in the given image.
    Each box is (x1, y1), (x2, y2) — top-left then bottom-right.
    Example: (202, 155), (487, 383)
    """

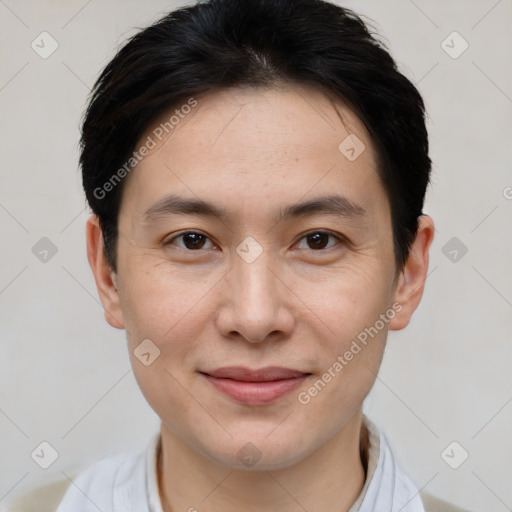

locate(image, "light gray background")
(1, 0), (511, 510)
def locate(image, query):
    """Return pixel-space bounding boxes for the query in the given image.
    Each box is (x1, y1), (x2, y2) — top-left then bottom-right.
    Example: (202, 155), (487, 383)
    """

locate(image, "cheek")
(120, 252), (214, 346)
(295, 262), (393, 344)
(297, 274), (391, 417)
(120, 260), (206, 418)
(292, 264), (393, 408)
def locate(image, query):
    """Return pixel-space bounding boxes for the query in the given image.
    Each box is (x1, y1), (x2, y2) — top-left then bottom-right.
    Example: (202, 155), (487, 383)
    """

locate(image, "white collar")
(349, 417), (425, 512)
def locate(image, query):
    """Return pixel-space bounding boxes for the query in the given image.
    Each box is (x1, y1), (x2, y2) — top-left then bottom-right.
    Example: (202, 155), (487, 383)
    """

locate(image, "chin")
(196, 430), (315, 471)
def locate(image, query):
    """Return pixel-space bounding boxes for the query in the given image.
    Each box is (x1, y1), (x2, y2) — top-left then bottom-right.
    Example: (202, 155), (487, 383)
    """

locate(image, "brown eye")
(296, 231), (341, 251)
(306, 232), (329, 250)
(166, 231), (215, 250)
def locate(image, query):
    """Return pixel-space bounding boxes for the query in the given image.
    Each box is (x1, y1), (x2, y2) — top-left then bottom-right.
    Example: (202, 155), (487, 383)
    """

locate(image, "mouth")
(200, 366), (312, 405)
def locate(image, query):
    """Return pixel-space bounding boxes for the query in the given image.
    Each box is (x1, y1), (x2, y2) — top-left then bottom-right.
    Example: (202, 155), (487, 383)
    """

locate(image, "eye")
(295, 231), (343, 251)
(164, 230), (343, 252)
(164, 231), (217, 251)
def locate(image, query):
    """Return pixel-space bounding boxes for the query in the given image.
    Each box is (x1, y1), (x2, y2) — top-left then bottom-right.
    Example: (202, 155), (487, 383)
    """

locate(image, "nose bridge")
(236, 248), (277, 316)
(223, 242), (290, 342)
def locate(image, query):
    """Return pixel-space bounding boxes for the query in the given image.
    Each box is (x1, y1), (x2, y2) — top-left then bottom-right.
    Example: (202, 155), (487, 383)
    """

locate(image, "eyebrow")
(141, 193), (367, 224)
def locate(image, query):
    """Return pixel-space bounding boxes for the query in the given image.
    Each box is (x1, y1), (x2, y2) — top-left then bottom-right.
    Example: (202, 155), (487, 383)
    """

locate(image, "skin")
(86, 83), (434, 512)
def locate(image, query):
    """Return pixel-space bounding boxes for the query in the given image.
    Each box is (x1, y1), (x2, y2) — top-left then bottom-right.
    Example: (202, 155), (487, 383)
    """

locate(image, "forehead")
(140, 83), (373, 159)
(120, 83), (387, 223)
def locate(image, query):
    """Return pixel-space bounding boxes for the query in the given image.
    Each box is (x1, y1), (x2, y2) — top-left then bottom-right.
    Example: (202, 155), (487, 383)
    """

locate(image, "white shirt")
(54, 417), (425, 512)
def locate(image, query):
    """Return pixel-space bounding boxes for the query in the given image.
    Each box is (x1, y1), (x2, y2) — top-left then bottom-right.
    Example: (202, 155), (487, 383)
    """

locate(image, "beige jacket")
(4, 477), (470, 512)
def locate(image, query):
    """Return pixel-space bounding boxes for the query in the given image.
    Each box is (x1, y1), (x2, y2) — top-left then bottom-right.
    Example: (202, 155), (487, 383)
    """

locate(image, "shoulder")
(420, 491), (473, 512)
(2, 474), (74, 512)
(4, 435), (158, 512)
(3, 452), (131, 512)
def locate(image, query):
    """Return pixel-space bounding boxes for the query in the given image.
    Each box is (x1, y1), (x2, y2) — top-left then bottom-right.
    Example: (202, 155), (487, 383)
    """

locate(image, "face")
(88, 83), (433, 470)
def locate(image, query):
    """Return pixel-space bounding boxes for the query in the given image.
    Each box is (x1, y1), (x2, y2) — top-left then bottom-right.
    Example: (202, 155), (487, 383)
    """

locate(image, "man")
(6, 0), (471, 510)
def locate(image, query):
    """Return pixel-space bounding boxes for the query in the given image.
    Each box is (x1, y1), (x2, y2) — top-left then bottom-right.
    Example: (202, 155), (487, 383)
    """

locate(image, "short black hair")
(80, 0), (431, 275)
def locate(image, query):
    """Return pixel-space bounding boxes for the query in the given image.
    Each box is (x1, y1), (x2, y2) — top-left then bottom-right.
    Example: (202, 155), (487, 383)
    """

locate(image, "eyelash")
(164, 230), (346, 252)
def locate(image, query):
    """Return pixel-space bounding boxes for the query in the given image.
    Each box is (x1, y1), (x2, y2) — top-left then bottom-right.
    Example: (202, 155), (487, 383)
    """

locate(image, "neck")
(157, 411), (367, 512)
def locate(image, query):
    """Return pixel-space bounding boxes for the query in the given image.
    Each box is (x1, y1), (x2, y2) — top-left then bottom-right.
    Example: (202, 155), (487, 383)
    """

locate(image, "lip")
(200, 366), (311, 405)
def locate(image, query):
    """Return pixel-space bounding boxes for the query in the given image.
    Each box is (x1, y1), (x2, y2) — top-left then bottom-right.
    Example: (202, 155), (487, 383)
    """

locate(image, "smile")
(200, 366), (311, 405)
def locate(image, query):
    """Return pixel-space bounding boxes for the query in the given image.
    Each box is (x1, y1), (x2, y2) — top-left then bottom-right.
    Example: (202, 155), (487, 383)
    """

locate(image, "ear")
(389, 215), (435, 331)
(86, 214), (125, 329)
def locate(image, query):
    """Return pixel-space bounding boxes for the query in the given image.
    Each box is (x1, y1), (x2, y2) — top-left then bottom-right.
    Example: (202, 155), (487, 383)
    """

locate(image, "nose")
(215, 247), (295, 343)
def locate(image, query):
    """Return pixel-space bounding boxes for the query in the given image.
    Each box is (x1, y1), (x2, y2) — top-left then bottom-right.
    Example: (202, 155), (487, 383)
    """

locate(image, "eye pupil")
(183, 233), (206, 249)
(307, 232), (329, 250)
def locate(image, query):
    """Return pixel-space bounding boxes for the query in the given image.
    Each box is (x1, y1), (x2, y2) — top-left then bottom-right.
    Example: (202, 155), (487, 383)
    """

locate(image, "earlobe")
(86, 214), (125, 330)
(389, 215), (435, 331)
